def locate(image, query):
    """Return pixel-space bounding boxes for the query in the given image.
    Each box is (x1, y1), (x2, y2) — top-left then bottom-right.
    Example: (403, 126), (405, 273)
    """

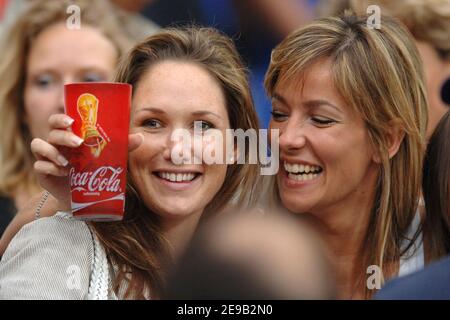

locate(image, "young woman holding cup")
(0, 26), (261, 299)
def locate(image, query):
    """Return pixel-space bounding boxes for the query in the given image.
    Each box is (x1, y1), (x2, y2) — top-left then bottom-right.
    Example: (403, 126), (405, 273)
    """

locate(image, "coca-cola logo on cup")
(70, 166), (124, 193)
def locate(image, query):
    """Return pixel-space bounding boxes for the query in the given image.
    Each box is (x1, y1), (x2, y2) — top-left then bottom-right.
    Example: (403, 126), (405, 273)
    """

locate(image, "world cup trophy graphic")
(77, 93), (107, 157)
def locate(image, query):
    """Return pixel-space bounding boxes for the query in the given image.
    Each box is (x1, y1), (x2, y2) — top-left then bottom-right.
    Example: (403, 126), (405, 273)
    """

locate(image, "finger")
(129, 133), (144, 152)
(31, 138), (69, 166)
(48, 114), (74, 129)
(47, 129), (84, 148)
(34, 160), (70, 177)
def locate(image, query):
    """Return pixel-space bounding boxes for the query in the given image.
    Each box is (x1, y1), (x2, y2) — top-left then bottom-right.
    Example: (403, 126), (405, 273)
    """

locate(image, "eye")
(34, 74), (54, 88)
(270, 110), (288, 122)
(82, 72), (105, 83)
(193, 120), (214, 132)
(311, 116), (336, 127)
(142, 119), (162, 129)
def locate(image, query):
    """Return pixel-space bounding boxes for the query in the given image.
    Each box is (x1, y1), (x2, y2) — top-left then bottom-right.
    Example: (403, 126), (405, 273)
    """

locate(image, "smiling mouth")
(153, 172), (202, 183)
(283, 161), (323, 182)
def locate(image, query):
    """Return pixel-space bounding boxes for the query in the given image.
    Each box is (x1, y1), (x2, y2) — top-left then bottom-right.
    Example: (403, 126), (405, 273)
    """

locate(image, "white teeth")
(284, 161), (322, 174)
(288, 173), (319, 181)
(158, 172), (196, 182)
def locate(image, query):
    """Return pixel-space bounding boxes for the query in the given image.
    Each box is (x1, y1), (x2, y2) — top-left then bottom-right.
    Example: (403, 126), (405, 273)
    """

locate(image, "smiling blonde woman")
(264, 12), (429, 299)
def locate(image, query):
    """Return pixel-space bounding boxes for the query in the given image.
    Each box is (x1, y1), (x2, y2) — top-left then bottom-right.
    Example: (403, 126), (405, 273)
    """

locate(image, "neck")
(303, 172), (378, 299)
(14, 189), (33, 211)
(161, 210), (203, 260)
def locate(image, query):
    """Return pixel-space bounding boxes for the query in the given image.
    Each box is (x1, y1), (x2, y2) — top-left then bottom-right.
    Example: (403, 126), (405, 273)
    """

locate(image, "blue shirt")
(375, 255), (450, 300)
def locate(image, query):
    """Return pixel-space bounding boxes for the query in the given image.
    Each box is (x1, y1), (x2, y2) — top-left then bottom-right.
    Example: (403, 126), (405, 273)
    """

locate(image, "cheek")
(269, 120), (282, 132)
(128, 148), (157, 209)
(23, 87), (55, 139)
(200, 131), (230, 163)
(24, 83), (59, 110)
(319, 132), (373, 181)
(203, 164), (228, 195)
(268, 121), (282, 148)
(24, 86), (38, 119)
(129, 139), (159, 171)
(128, 154), (143, 193)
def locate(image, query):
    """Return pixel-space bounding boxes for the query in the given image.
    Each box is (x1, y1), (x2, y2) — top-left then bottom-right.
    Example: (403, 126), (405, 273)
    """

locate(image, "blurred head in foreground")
(166, 208), (335, 299)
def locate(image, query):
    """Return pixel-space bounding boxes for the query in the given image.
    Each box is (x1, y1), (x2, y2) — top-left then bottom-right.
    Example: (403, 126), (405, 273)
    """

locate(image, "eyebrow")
(135, 107), (223, 119)
(30, 66), (109, 74)
(303, 100), (341, 113)
(272, 93), (289, 106)
(136, 107), (166, 114)
(272, 92), (342, 113)
(191, 110), (223, 120)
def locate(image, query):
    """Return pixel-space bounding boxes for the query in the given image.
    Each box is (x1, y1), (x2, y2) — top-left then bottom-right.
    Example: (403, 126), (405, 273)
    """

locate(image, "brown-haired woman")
(0, 26), (260, 299)
(264, 12), (432, 299)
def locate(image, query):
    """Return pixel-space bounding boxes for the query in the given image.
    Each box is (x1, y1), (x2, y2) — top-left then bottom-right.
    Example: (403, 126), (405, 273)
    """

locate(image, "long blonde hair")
(265, 12), (428, 298)
(0, 0), (131, 198)
(91, 26), (261, 299)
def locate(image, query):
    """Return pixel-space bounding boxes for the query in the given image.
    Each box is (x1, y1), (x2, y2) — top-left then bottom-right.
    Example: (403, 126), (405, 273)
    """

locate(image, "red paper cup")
(64, 82), (131, 221)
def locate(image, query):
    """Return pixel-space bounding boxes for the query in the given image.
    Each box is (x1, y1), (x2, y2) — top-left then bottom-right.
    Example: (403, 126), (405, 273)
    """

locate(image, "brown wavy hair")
(264, 12), (428, 298)
(90, 26), (261, 299)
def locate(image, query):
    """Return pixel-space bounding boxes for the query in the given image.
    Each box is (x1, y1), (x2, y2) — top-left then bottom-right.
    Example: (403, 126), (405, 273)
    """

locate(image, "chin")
(155, 203), (199, 219)
(280, 195), (314, 214)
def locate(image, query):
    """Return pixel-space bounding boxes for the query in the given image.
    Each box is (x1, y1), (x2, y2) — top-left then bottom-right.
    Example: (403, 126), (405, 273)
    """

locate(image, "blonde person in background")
(350, 0), (450, 140)
(264, 12), (431, 299)
(0, 0), (136, 239)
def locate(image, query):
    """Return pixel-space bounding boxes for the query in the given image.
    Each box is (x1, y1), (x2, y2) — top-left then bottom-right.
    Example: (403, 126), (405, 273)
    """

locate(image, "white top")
(398, 211), (424, 277)
(0, 212), (117, 299)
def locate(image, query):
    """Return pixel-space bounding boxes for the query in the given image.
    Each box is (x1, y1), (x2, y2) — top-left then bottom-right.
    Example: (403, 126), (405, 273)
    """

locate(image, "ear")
(372, 120), (405, 164)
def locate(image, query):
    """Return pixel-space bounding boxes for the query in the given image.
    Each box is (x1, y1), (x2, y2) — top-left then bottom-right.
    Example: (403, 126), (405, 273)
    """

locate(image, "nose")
(58, 76), (76, 114)
(162, 134), (174, 161)
(279, 118), (307, 153)
(163, 129), (193, 165)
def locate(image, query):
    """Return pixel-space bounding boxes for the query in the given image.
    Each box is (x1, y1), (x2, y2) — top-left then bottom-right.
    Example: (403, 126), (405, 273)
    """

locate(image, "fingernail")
(65, 118), (74, 126)
(71, 136), (84, 146)
(57, 155), (69, 166)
